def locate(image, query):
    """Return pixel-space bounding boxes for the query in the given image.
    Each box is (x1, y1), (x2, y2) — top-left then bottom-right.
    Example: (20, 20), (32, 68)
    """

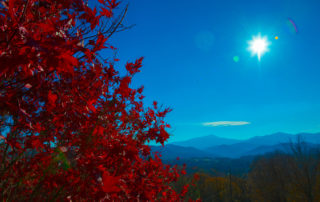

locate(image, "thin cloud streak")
(203, 121), (250, 127)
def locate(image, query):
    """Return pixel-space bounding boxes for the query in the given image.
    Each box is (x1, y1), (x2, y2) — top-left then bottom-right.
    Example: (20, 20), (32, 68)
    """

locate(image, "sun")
(248, 34), (270, 61)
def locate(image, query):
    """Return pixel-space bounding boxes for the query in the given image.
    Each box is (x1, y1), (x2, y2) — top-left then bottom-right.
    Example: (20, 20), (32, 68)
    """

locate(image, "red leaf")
(119, 76), (131, 97)
(66, 55), (78, 66)
(125, 57), (143, 75)
(87, 99), (96, 112)
(107, 0), (120, 9)
(48, 91), (57, 106)
(8, 0), (15, 18)
(94, 35), (108, 51)
(93, 125), (104, 136)
(31, 138), (44, 150)
(37, 22), (55, 32)
(58, 52), (78, 74)
(102, 171), (120, 193)
(153, 101), (158, 109)
(100, 8), (112, 18)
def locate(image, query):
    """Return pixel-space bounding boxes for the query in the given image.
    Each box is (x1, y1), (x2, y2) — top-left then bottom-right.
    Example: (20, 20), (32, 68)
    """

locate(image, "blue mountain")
(204, 132), (320, 158)
(150, 144), (213, 160)
(170, 134), (240, 150)
(154, 132), (320, 159)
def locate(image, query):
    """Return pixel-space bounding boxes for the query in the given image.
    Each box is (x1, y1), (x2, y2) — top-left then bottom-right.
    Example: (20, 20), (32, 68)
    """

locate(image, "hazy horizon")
(165, 131), (320, 143)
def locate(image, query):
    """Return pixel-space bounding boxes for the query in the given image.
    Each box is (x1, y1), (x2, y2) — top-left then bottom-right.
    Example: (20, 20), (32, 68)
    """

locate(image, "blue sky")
(110, 0), (320, 142)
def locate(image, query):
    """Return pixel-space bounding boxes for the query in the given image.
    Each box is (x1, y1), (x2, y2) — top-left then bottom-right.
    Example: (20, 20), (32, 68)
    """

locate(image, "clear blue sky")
(110, 0), (320, 142)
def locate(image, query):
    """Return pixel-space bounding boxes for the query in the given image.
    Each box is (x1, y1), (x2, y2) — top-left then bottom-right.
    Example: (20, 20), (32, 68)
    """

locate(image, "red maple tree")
(0, 0), (191, 200)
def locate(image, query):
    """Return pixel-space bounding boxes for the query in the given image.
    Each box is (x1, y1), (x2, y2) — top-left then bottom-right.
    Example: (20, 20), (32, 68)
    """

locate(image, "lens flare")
(287, 18), (298, 33)
(233, 56), (240, 63)
(248, 34), (270, 61)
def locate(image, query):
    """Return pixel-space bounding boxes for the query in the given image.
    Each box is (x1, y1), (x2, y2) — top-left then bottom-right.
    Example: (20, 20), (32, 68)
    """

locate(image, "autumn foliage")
(0, 0), (188, 200)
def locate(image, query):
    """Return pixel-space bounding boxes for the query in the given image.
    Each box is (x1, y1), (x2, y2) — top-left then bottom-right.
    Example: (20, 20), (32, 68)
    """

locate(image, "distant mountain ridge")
(171, 134), (241, 149)
(204, 132), (320, 158)
(150, 144), (213, 160)
(152, 132), (320, 159)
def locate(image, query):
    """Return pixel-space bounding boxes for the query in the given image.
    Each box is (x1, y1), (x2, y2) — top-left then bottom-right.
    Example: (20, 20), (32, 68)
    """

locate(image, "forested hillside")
(172, 141), (320, 201)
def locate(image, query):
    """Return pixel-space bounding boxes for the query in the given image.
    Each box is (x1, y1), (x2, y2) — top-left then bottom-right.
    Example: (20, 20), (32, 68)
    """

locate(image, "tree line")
(173, 140), (320, 202)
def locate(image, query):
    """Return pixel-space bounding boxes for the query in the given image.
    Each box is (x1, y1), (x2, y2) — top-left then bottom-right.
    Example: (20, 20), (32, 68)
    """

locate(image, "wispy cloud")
(202, 121), (250, 127)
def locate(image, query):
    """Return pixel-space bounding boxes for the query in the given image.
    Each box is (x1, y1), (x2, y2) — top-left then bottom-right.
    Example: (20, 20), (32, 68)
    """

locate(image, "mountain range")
(151, 132), (320, 159)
